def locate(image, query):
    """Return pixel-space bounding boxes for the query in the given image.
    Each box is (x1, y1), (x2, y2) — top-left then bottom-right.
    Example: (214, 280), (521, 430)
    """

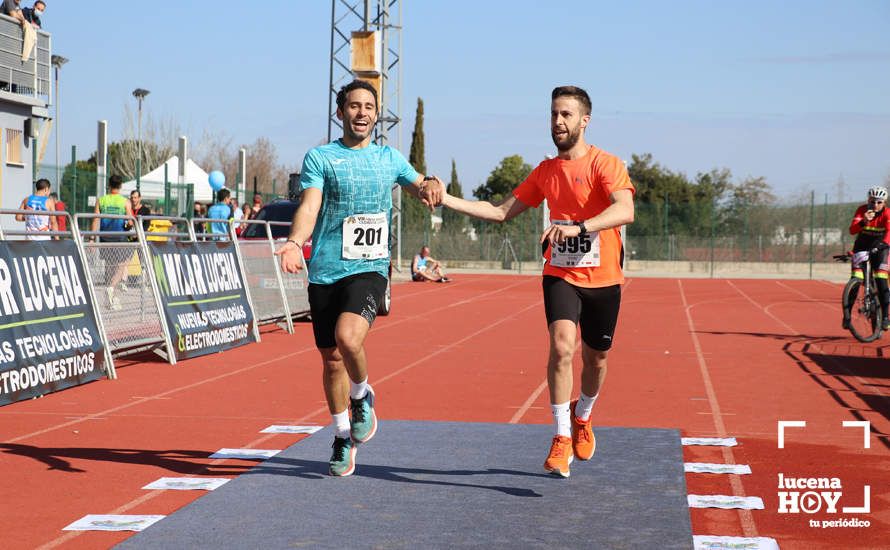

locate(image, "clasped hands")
(419, 176), (446, 211)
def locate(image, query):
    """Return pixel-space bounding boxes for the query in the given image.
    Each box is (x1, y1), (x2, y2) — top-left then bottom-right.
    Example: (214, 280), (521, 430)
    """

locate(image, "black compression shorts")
(542, 275), (621, 351)
(308, 271), (387, 349)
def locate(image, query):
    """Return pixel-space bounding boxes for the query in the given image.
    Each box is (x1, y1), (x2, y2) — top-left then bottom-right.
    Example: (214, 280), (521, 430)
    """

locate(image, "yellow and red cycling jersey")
(849, 204), (890, 251)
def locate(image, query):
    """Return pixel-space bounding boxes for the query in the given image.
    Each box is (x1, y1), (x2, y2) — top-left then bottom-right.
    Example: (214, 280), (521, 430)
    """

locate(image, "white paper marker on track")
(260, 425), (324, 434)
(693, 535), (779, 550)
(684, 463), (752, 475)
(63, 515), (165, 532)
(687, 495), (764, 510)
(209, 448), (281, 460)
(682, 437), (738, 447)
(143, 477), (231, 491)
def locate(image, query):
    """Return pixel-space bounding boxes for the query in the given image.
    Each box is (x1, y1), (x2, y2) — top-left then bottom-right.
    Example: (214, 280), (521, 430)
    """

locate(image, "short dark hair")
(35, 0), (46, 8)
(552, 86), (592, 116)
(34, 178), (51, 191)
(336, 80), (378, 112)
(108, 174), (123, 190)
(216, 188), (230, 202)
(49, 192), (58, 199)
(130, 189), (141, 198)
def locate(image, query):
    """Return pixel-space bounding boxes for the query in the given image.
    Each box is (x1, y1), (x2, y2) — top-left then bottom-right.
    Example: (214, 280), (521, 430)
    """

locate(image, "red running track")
(0, 275), (887, 549)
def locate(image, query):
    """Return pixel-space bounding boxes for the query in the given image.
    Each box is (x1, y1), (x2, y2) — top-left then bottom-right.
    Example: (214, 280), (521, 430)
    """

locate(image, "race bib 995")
(549, 220), (600, 268)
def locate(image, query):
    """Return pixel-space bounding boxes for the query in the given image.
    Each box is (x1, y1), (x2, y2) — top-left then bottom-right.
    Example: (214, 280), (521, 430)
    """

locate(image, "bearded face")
(550, 97), (589, 152)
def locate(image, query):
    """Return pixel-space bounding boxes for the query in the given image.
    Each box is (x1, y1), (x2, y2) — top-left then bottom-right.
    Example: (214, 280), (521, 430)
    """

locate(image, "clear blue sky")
(48, 0), (890, 200)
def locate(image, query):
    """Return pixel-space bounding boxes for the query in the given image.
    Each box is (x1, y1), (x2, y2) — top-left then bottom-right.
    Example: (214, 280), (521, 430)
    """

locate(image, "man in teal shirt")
(276, 80), (444, 476)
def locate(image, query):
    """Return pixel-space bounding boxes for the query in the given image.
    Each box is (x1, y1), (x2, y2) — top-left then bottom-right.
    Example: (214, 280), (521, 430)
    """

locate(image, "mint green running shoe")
(349, 385), (377, 443)
(329, 436), (356, 477)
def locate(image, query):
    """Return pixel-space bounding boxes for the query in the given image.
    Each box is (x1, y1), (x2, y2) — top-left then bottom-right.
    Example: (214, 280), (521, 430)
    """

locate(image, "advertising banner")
(148, 241), (256, 361)
(0, 241), (107, 406)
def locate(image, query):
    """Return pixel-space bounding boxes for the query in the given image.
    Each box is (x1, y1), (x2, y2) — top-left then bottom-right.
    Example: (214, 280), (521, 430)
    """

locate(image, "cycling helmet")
(868, 186), (888, 201)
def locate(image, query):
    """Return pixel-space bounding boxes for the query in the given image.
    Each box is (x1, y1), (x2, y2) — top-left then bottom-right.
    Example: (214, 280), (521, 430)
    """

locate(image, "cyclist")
(847, 186), (890, 330)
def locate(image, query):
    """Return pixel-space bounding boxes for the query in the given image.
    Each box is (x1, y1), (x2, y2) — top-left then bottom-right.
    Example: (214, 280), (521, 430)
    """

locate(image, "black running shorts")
(542, 275), (621, 351)
(308, 271), (387, 349)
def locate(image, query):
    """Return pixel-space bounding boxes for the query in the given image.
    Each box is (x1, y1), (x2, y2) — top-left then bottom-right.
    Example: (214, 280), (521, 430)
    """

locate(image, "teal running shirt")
(300, 139), (419, 285)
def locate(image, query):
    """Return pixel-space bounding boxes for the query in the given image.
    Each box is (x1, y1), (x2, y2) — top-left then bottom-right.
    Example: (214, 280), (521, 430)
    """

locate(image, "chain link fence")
(75, 214), (167, 355)
(390, 195), (860, 277)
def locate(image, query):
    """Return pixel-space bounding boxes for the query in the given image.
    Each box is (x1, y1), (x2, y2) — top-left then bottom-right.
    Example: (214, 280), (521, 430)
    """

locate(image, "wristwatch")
(575, 221), (588, 237)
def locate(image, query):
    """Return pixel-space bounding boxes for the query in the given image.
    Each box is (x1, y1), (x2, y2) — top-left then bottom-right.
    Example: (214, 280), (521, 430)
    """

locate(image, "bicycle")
(837, 249), (884, 342)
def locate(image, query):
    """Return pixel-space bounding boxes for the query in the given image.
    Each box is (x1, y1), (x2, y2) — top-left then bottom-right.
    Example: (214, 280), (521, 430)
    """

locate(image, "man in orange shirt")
(437, 86), (635, 477)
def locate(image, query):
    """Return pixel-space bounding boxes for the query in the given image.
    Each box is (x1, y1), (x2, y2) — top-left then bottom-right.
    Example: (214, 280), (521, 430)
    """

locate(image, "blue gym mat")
(117, 421), (692, 549)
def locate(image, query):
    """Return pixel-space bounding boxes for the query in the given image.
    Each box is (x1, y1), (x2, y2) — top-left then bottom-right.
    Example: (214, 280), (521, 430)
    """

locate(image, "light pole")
(131, 88), (150, 192)
(51, 54), (68, 190)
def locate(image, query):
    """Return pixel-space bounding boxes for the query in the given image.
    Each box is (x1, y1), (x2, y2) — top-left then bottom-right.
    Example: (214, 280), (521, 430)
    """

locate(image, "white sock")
(551, 402), (571, 437)
(350, 378), (369, 400)
(575, 392), (599, 422)
(332, 410), (350, 439)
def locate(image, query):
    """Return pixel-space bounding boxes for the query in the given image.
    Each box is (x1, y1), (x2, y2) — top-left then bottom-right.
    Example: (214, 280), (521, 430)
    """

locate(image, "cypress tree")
(404, 98), (429, 232)
(442, 158), (465, 230)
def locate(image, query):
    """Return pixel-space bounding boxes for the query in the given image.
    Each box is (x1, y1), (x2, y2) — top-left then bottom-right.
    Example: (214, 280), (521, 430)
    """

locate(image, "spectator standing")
(207, 188), (233, 237)
(236, 202), (252, 237)
(16, 178), (56, 240)
(128, 189), (151, 231)
(250, 193), (263, 218)
(49, 191), (66, 233)
(193, 201), (206, 234)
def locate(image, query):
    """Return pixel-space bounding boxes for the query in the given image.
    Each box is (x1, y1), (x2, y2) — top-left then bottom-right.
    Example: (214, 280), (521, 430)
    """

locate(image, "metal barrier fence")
(75, 213), (169, 358)
(0, 209), (117, 378)
(268, 221), (311, 318)
(194, 218), (297, 333)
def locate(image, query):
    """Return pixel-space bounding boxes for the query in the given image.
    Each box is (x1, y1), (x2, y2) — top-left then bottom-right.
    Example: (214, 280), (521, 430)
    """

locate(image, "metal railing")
(0, 209), (116, 378)
(0, 14), (51, 100)
(267, 221), (310, 319)
(75, 213), (169, 358)
(230, 219), (294, 332)
(194, 217), (298, 332)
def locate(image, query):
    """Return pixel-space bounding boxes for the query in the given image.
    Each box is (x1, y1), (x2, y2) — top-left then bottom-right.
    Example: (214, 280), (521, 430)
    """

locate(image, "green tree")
(473, 155), (532, 203)
(723, 175), (777, 238)
(59, 159), (99, 216)
(628, 153), (692, 237)
(403, 97), (429, 233)
(442, 158), (465, 230)
(472, 155), (533, 238)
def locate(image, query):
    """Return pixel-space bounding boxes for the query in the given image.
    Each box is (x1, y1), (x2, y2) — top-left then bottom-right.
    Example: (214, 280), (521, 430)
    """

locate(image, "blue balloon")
(209, 170), (226, 191)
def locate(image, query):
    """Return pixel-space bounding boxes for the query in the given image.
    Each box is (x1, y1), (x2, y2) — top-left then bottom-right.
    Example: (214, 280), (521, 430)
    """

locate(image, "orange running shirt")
(512, 145), (635, 288)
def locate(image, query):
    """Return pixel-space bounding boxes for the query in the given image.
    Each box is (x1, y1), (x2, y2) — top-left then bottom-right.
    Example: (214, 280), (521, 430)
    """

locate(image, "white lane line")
(678, 279), (759, 538)
(509, 379), (548, 424)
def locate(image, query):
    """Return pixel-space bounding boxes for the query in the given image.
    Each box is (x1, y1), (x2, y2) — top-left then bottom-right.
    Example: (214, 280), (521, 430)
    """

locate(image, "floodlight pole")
(51, 55), (68, 189)
(132, 88), (150, 192)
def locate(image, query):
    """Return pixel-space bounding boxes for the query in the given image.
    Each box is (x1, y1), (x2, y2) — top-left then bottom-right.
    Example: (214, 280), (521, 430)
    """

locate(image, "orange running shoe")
(543, 435), (574, 478)
(570, 400), (596, 460)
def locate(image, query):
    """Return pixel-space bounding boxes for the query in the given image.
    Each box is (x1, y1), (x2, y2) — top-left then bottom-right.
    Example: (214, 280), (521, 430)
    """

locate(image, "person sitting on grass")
(411, 245), (450, 282)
